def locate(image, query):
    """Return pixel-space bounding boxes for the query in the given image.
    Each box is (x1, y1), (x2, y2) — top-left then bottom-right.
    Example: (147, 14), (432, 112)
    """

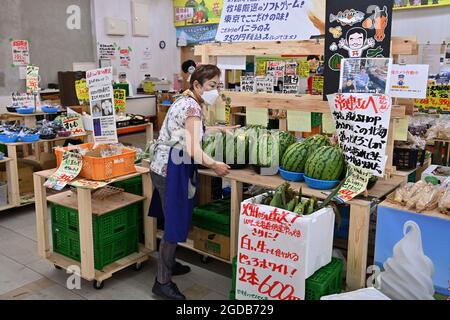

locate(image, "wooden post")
(198, 175), (212, 206)
(230, 180), (243, 261)
(346, 203), (372, 290)
(33, 174), (50, 258)
(145, 122), (154, 142)
(6, 145), (21, 206)
(77, 188), (95, 280)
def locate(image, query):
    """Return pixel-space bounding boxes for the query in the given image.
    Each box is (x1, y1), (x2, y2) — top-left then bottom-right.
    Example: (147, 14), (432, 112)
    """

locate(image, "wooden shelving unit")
(33, 166), (156, 288)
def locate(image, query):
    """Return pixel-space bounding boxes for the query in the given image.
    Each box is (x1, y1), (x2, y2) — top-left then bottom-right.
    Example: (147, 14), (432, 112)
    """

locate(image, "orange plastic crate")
(55, 143), (137, 181)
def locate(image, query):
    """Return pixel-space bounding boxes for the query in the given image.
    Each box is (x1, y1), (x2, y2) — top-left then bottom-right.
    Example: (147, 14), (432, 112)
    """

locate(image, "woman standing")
(149, 65), (231, 300)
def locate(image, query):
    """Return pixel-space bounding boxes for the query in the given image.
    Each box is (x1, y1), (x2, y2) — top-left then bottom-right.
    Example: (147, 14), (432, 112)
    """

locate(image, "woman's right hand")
(211, 161), (230, 177)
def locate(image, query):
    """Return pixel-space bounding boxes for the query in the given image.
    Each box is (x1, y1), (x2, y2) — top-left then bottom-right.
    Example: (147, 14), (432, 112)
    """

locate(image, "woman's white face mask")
(201, 89), (220, 106)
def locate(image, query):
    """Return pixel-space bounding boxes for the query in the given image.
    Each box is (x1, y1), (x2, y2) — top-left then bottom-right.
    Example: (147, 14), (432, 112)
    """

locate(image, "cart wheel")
(93, 281), (104, 290)
(134, 262), (143, 271)
(200, 255), (211, 264)
(54, 264), (62, 270)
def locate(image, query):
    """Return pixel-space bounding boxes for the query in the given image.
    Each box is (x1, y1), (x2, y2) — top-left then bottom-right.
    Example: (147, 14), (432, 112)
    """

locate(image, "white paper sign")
(240, 76), (255, 93)
(255, 76), (274, 93)
(86, 67), (118, 144)
(97, 43), (116, 60)
(217, 56), (247, 70)
(216, 0), (321, 42)
(389, 64), (429, 99)
(11, 40), (30, 66)
(328, 93), (392, 177)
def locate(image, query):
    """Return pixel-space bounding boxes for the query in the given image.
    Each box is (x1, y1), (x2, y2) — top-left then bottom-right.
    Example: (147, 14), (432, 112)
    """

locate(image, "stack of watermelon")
(202, 126), (297, 168)
(280, 134), (346, 182)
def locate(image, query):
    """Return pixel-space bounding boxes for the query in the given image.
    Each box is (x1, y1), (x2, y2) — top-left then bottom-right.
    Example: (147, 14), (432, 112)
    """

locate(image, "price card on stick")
(335, 163), (371, 203)
(44, 151), (83, 191)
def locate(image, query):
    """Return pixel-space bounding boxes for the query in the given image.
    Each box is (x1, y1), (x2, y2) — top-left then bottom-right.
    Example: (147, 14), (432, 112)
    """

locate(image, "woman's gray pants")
(150, 172), (178, 285)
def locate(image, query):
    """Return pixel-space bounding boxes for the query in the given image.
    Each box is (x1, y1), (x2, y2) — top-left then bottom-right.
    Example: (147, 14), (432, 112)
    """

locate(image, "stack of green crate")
(192, 198), (231, 236)
(51, 202), (141, 270)
(111, 176), (144, 243)
(229, 257), (344, 300)
(311, 112), (323, 128)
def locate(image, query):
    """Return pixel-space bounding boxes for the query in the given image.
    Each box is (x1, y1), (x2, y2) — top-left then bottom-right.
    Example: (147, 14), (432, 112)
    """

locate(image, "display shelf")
(0, 132), (90, 146)
(156, 229), (231, 264)
(47, 190), (145, 216)
(34, 165), (157, 287)
(117, 123), (149, 135)
(0, 157), (13, 164)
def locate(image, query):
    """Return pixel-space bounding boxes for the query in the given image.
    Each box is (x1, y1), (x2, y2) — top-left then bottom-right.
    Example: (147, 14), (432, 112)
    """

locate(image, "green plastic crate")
(305, 258), (344, 300)
(311, 113), (323, 128)
(111, 176), (145, 243)
(230, 257), (344, 300)
(192, 198), (231, 236)
(52, 227), (138, 270)
(51, 203), (140, 244)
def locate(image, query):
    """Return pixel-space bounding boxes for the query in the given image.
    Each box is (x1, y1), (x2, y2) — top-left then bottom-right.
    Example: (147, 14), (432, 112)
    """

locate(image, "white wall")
(91, 0), (180, 93)
(392, 6), (450, 44)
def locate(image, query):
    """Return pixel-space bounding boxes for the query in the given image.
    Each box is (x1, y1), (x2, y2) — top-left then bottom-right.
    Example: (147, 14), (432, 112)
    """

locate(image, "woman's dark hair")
(190, 64), (221, 89)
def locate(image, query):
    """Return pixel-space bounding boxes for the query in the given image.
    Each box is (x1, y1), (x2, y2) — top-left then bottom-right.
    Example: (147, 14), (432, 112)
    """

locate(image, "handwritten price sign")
(236, 200), (306, 300)
(336, 163), (371, 203)
(44, 151), (83, 191)
(11, 40), (30, 66)
(61, 116), (85, 134)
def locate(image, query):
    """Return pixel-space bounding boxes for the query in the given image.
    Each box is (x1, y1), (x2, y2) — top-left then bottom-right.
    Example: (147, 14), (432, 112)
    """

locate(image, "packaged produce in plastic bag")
(414, 185), (442, 212)
(393, 182), (414, 204)
(438, 186), (450, 215)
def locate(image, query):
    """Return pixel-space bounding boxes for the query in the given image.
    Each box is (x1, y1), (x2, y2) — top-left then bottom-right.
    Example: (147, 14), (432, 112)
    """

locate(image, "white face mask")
(201, 89), (219, 106)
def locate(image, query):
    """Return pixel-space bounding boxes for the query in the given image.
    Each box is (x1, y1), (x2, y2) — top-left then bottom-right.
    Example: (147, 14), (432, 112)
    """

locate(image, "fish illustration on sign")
(329, 26), (343, 39)
(362, 6), (389, 42)
(329, 9), (365, 26)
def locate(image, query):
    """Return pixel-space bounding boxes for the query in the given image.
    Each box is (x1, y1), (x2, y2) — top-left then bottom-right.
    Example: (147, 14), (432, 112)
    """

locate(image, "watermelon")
(281, 142), (310, 173)
(257, 130), (279, 167)
(278, 131), (296, 159)
(305, 146), (345, 181)
(304, 134), (330, 154)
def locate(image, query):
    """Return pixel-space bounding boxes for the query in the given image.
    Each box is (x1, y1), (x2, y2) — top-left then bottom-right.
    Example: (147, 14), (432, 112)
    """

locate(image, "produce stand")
(0, 132), (92, 211)
(33, 165), (156, 288)
(4, 111), (61, 128)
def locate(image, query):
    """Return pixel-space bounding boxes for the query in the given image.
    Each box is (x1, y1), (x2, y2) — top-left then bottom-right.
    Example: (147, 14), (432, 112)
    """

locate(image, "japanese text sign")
(336, 163), (371, 203)
(415, 84), (450, 113)
(97, 43), (117, 60)
(240, 76), (255, 93)
(216, 0), (321, 42)
(255, 76), (274, 93)
(59, 115), (85, 135)
(44, 151), (83, 191)
(26, 66), (39, 94)
(11, 40), (30, 66)
(75, 79), (89, 104)
(389, 64), (429, 99)
(328, 93), (392, 177)
(114, 89), (127, 113)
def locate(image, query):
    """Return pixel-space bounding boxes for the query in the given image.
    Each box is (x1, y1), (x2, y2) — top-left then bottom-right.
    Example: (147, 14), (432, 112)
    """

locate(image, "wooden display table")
(0, 132), (92, 211)
(33, 166), (156, 288)
(4, 111), (61, 128)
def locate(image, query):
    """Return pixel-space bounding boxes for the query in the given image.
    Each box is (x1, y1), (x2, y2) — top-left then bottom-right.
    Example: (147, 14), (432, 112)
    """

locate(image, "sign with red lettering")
(328, 93), (392, 177)
(236, 195), (335, 300)
(11, 40), (30, 66)
(44, 151), (83, 191)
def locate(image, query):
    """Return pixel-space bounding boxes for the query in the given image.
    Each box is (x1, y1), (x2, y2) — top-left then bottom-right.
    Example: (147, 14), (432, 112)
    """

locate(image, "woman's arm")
(185, 116), (230, 176)
(206, 125), (241, 134)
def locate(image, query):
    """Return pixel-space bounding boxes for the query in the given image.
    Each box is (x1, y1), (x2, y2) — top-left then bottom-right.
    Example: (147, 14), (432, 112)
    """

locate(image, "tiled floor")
(0, 205), (232, 300)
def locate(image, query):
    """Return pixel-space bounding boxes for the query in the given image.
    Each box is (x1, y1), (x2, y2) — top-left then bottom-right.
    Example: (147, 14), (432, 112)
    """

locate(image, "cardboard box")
(421, 165), (450, 184)
(0, 163), (34, 195)
(193, 227), (230, 260)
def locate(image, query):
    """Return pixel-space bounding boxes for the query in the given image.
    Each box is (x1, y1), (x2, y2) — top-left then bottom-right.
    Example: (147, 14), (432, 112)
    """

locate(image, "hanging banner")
(114, 89), (127, 113)
(389, 64), (429, 99)
(174, 0), (223, 26)
(324, 0), (394, 99)
(393, 0), (450, 10)
(86, 67), (118, 144)
(216, 0), (322, 42)
(328, 93), (392, 177)
(44, 151), (83, 191)
(336, 163), (371, 203)
(26, 65), (40, 93)
(11, 40), (30, 66)
(97, 43), (117, 60)
(176, 24), (218, 46)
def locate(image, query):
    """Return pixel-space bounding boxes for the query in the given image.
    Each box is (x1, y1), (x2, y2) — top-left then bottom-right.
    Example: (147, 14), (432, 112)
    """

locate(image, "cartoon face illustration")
(338, 27), (375, 58)
(398, 74), (405, 85)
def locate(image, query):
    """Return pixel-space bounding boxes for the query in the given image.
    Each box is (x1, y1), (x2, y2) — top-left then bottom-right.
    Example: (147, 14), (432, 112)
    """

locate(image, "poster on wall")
(215, 0), (324, 42)
(11, 40), (30, 66)
(26, 65), (40, 94)
(97, 43), (117, 60)
(389, 64), (429, 98)
(328, 93), (392, 177)
(393, 0), (450, 10)
(118, 47), (132, 68)
(324, 0), (394, 99)
(174, 0), (223, 26)
(339, 58), (392, 94)
(176, 24), (218, 46)
(86, 67), (118, 144)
